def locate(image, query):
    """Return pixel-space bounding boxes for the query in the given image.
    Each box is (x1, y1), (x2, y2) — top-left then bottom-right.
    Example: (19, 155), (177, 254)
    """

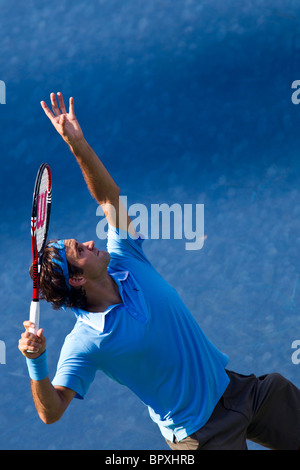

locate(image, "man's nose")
(83, 240), (95, 250)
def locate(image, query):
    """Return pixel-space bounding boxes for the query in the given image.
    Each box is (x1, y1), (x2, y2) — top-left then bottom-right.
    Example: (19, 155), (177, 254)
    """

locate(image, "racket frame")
(29, 163), (52, 336)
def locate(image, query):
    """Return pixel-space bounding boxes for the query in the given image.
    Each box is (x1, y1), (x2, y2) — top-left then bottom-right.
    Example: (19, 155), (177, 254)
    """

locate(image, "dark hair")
(29, 240), (87, 311)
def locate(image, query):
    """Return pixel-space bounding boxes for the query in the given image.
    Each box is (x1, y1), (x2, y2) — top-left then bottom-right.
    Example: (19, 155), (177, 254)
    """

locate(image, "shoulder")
(106, 224), (150, 266)
(60, 320), (99, 357)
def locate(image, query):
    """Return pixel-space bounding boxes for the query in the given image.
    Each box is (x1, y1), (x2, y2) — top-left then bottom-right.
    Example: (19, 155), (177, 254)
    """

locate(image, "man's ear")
(68, 275), (86, 288)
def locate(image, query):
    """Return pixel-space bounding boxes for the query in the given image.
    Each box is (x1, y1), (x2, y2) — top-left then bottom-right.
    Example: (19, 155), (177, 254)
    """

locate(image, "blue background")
(1, 0), (300, 450)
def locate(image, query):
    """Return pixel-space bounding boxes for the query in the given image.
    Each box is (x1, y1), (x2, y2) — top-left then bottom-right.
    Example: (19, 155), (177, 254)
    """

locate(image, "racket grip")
(29, 300), (40, 334)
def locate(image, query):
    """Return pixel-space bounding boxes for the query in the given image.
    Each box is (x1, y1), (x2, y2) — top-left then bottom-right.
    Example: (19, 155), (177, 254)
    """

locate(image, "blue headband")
(48, 240), (71, 290)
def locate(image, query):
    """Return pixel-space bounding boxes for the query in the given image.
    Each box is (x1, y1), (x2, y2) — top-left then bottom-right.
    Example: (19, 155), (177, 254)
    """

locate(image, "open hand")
(41, 92), (84, 146)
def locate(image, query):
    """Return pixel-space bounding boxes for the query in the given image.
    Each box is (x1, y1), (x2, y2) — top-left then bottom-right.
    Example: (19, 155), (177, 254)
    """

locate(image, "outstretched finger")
(40, 100), (55, 121)
(69, 96), (75, 118)
(50, 92), (61, 116)
(57, 92), (67, 114)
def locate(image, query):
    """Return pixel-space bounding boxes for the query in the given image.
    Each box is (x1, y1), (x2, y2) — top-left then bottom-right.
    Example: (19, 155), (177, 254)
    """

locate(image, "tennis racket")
(29, 163), (52, 338)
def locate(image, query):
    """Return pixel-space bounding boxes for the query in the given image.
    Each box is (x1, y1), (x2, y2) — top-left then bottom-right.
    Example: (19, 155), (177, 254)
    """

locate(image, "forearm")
(69, 137), (120, 205)
(19, 323), (75, 424)
(30, 377), (68, 424)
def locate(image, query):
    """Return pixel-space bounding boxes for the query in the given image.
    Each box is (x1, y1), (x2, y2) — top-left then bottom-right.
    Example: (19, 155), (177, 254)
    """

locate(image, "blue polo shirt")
(52, 225), (229, 442)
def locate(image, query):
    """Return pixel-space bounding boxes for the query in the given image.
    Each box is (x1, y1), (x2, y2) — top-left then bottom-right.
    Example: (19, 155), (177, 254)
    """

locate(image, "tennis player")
(18, 93), (300, 450)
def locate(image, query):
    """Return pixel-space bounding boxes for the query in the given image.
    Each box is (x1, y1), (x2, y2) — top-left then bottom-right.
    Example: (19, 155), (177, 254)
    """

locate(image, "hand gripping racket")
(29, 163), (52, 338)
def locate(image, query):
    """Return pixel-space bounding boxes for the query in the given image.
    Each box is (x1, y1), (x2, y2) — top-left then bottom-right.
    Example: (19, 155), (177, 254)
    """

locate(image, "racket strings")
(36, 170), (50, 252)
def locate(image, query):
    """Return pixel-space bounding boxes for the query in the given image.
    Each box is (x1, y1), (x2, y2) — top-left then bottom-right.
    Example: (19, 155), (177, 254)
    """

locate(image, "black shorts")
(166, 370), (300, 450)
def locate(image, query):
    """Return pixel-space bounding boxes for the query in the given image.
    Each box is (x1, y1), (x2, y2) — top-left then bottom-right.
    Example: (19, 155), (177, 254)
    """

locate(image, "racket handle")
(29, 300), (40, 334)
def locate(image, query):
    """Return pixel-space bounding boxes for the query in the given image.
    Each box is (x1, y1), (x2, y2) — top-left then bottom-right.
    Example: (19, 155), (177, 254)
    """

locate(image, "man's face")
(64, 239), (110, 281)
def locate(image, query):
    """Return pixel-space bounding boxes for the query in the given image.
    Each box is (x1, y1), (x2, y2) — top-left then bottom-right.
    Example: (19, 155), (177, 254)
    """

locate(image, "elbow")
(97, 185), (120, 207)
(109, 184), (121, 201)
(39, 411), (62, 425)
(110, 184), (121, 202)
(100, 187), (121, 207)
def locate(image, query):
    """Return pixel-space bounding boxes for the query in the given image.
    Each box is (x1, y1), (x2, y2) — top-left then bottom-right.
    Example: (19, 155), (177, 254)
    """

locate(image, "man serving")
(18, 93), (300, 450)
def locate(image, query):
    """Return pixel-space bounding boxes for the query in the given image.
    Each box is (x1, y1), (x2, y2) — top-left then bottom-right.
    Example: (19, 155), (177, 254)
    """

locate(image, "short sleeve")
(52, 327), (97, 400)
(106, 225), (149, 264)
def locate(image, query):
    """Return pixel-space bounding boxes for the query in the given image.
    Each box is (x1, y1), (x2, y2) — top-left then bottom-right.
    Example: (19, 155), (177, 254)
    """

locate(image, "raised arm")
(41, 92), (135, 236)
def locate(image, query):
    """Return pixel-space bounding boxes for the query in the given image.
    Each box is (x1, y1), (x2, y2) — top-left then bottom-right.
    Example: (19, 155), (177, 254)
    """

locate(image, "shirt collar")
(72, 269), (129, 332)
(108, 269), (129, 283)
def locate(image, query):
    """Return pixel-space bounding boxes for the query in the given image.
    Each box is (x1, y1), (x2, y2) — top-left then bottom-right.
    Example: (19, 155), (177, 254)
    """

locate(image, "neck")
(85, 272), (122, 312)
